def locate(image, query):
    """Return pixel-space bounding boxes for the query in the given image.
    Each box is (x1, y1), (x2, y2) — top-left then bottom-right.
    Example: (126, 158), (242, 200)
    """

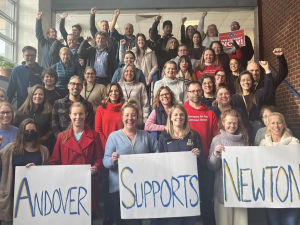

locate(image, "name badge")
(97, 57), (101, 62)
(187, 139), (193, 146)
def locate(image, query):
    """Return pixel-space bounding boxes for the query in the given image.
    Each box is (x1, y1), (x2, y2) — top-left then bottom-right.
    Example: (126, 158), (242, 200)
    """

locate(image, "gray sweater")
(103, 129), (158, 193)
(207, 130), (245, 204)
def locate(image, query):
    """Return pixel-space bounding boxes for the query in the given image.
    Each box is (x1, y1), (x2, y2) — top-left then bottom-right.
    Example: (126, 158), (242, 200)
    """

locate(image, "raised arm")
(90, 7), (98, 39)
(258, 61), (275, 102)
(197, 12), (207, 37)
(151, 16), (162, 43)
(49, 40), (64, 57)
(60, 13), (69, 43)
(180, 17), (187, 44)
(110, 9), (120, 32)
(147, 52), (158, 85)
(273, 48), (288, 88)
(35, 12), (47, 46)
(118, 39), (126, 62)
(78, 37), (93, 59)
(141, 84), (150, 124)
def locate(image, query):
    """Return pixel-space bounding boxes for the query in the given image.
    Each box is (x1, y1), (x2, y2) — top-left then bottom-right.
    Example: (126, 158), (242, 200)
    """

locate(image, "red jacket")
(184, 101), (218, 157)
(95, 102), (123, 150)
(195, 63), (223, 80)
(50, 126), (104, 213)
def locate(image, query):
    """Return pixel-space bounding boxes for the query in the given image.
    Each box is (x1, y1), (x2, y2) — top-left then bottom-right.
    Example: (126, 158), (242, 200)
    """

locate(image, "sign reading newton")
(219, 29), (245, 49)
(13, 165), (91, 225)
(223, 145), (300, 208)
(118, 152), (200, 219)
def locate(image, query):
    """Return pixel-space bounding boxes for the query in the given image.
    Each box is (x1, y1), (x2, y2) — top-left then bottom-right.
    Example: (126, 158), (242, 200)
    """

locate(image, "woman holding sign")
(207, 109), (249, 225)
(50, 102), (104, 216)
(158, 104), (202, 225)
(260, 112), (300, 225)
(0, 118), (50, 225)
(104, 99), (158, 225)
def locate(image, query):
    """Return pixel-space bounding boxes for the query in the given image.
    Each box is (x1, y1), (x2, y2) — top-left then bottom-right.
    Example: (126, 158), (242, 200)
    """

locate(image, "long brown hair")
(198, 48), (219, 72)
(12, 118), (40, 155)
(62, 102), (87, 143)
(219, 109), (249, 145)
(18, 84), (52, 115)
(135, 33), (147, 56)
(153, 86), (178, 108)
(234, 70), (257, 113)
(166, 105), (192, 139)
(101, 83), (125, 108)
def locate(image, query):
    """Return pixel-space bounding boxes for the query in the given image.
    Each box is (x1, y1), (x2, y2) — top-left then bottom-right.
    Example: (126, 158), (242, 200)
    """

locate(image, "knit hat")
(72, 24), (82, 32)
(163, 20), (173, 28)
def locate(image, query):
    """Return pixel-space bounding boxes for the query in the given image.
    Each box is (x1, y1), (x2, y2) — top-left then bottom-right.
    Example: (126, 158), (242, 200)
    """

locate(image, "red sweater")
(95, 101), (123, 150)
(184, 101), (218, 157)
(195, 63), (223, 80)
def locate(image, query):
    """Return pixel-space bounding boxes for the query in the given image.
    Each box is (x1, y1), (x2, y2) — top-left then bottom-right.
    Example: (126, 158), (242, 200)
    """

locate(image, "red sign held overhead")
(219, 29), (245, 49)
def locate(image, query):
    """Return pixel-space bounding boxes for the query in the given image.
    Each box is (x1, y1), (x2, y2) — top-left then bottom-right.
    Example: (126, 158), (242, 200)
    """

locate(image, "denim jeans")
(267, 208), (299, 225)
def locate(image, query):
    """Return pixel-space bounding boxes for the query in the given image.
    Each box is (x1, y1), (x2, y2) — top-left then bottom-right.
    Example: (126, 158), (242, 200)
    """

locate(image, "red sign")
(219, 29), (245, 49)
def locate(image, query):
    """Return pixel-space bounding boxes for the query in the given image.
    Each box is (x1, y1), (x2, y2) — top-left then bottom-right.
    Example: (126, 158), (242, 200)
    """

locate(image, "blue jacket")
(52, 60), (78, 90)
(7, 62), (44, 109)
(35, 19), (56, 68)
(111, 67), (146, 86)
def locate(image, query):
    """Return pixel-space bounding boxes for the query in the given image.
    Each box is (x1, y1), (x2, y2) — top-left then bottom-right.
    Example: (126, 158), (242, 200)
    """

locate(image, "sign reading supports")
(223, 145), (300, 208)
(118, 152), (200, 219)
(219, 29), (245, 49)
(13, 165), (91, 225)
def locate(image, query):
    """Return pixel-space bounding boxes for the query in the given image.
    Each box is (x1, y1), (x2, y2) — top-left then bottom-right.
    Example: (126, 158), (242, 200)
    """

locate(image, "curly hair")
(153, 86), (178, 108)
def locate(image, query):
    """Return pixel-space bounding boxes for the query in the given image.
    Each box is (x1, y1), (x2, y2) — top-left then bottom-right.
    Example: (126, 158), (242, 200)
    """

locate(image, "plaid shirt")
(52, 95), (94, 138)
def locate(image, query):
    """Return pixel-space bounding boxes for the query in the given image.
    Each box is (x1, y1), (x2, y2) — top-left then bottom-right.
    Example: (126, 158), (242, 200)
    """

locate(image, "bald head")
(124, 23), (134, 37)
(231, 21), (240, 31)
(247, 62), (260, 82)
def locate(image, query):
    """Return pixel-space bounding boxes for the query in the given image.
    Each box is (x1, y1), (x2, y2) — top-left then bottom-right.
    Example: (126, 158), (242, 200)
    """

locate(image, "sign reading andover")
(13, 165), (91, 225)
(119, 152), (200, 219)
(219, 29), (245, 49)
(223, 145), (300, 208)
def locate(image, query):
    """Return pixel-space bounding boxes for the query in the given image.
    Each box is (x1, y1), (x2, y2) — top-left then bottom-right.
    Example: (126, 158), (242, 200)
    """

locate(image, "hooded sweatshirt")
(184, 101), (218, 157)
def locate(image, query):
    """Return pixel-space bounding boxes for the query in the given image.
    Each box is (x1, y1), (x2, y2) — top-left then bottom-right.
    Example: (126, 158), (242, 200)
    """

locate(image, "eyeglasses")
(24, 54), (36, 58)
(187, 90), (202, 94)
(0, 111), (12, 116)
(69, 82), (83, 87)
(160, 93), (170, 97)
(231, 24), (239, 28)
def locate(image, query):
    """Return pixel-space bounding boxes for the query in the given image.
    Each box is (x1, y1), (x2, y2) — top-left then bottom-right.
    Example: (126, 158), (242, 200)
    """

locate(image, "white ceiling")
(55, 9), (255, 41)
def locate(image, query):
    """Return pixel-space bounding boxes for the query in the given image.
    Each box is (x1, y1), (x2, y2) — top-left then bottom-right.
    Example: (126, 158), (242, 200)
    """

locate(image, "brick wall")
(260, 0), (300, 137)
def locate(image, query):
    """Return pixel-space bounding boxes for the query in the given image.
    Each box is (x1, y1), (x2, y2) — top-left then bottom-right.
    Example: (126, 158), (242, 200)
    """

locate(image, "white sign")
(13, 165), (91, 225)
(222, 145), (300, 208)
(118, 152), (200, 219)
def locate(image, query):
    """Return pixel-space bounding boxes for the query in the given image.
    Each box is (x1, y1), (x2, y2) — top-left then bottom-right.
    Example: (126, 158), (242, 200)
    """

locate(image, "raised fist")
(155, 15), (162, 22)
(62, 13), (68, 19)
(37, 12), (43, 20)
(182, 17), (187, 24)
(202, 12), (207, 18)
(114, 9), (120, 17)
(259, 61), (270, 72)
(86, 36), (93, 42)
(273, 48), (284, 56)
(91, 7), (97, 15)
(57, 37), (64, 43)
(120, 39), (126, 45)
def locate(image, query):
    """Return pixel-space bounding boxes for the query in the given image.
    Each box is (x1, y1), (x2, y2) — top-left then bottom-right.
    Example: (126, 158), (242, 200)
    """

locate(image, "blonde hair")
(120, 63), (138, 83)
(198, 48), (219, 72)
(17, 84), (52, 115)
(165, 37), (179, 52)
(166, 105), (191, 139)
(219, 109), (249, 145)
(266, 112), (291, 138)
(121, 99), (139, 123)
(62, 102), (87, 143)
(59, 47), (71, 56)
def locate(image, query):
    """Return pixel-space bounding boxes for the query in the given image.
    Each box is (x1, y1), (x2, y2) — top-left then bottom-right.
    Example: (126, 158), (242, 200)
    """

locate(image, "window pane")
(0, 38), (13, 60)
(0, 0), (14, 19)
(0, 15), (13, 39)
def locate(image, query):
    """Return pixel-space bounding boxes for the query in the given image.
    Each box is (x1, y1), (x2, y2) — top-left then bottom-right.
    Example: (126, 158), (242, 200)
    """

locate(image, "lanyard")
(242, 95), (249, 116)
(124, 84), (134, 100)
(84, 83), (96, 101)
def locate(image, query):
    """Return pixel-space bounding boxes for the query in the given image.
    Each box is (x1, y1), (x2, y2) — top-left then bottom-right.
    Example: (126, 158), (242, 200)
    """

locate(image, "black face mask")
(24, 130), (38, 142)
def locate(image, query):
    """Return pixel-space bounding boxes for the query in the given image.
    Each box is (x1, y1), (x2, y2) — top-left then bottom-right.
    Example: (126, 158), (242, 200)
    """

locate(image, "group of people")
(0, 7), (297, 225)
